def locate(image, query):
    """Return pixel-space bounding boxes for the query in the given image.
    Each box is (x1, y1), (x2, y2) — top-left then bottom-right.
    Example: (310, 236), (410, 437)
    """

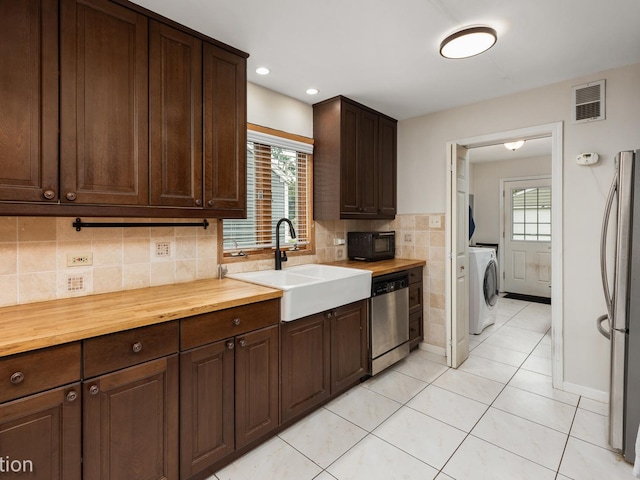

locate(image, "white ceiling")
(132, 0), (640, 121)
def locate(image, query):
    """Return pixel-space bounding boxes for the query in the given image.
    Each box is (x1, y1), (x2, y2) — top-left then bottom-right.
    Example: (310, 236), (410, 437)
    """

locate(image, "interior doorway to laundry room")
(445, 122), (563, 387)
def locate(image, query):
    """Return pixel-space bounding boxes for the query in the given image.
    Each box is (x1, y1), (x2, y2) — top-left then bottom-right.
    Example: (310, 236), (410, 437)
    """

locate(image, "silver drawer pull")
(132, 341), (143, 353)
(66, 390), (78, 402)
(233, 318), (241, 326)
(89, 385), (100, 395)
(10, 371), (24, 385)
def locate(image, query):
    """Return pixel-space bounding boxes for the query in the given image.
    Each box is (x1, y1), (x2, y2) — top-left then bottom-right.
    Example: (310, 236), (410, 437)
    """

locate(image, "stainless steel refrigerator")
(598, 149), (640, 462)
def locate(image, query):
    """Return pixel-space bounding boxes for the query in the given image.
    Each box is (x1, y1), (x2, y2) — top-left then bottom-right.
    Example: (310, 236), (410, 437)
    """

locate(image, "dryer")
(469, 247), (499, 334)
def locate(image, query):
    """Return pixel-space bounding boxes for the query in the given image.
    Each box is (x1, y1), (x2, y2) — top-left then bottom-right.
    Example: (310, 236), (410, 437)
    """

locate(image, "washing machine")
(469, 246), (499, 334)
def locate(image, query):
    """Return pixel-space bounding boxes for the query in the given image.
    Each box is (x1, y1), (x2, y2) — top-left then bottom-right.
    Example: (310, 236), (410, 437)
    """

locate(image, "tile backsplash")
(0, 213), (446, 349)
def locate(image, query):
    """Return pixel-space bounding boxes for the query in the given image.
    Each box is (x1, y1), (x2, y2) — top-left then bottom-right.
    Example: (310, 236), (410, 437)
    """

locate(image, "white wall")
(247, 82), (313, 137)
(397, 62), (640, 395)
(470, 155), (551, 243)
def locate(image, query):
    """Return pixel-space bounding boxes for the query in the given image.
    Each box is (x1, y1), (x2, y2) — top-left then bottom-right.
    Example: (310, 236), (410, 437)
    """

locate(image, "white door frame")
(446, 122), (564, 388)
(499, 174), (552, 294)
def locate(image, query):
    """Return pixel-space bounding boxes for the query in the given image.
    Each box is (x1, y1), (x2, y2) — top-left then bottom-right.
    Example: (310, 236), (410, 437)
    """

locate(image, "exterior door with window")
(503, 178), (552, 298)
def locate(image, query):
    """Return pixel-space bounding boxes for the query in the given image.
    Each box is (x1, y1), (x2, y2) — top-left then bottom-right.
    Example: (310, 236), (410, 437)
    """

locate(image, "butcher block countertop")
(327, 258), (426, 276)
(0, 278), (281, 358)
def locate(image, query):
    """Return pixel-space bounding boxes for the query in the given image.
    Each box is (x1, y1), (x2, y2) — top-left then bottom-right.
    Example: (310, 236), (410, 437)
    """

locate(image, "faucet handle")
(281, 249), (288, 262)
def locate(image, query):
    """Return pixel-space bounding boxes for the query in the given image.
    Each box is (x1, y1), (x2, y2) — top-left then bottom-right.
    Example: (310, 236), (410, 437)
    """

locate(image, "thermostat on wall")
(576, 152), (599, 165)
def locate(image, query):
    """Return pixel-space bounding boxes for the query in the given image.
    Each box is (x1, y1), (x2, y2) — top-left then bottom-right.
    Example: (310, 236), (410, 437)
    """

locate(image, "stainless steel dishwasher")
(369, 271), (410, 375)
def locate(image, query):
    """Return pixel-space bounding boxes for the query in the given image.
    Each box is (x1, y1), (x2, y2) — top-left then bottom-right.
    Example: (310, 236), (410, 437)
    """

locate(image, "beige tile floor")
(210, 297), (635, 480)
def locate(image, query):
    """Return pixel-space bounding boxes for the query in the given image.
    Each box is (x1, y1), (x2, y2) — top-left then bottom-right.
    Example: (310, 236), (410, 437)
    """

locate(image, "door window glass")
(512, 186), (551, 241)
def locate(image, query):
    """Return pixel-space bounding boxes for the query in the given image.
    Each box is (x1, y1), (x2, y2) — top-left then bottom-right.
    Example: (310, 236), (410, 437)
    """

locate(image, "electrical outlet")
(429, 216), (442, 228)
(404, 233), (412, 243)
(67, 253), (93, 267)
(337, 249), (344, 259)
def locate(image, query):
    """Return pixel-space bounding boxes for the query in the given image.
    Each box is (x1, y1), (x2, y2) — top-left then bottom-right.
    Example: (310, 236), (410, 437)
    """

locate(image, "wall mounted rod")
(73, 218), (209, 232)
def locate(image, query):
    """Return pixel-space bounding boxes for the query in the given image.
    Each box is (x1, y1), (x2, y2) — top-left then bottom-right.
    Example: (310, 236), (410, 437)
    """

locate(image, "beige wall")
(398, 62), (640, 394)
(470, 155), (551, 243)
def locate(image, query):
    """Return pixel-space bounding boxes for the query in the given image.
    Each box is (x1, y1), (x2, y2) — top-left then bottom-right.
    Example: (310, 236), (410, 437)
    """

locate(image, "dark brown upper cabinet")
(149, 21), (203, 208)
(60, 0), (149, 206)
(203, 43), (247, 215)
(0, 0), (59, 203)
(313, 95), (397, 220)
(0, 0), (248, 219)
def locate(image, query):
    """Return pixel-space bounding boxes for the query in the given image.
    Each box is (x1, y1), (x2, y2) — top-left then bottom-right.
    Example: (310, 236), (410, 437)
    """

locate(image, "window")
(511, 186), (551, 242)
(222, 125), (313, 257)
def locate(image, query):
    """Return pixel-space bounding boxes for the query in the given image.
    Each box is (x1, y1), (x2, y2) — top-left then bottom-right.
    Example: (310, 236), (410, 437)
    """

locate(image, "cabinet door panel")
(0, 383), (81, 480)
(60, 0), (148, 205)
(83, 356), (178, 480)
(0, 0), (58, 202)
(340, 102), (360, 214)
(180, 340), (234, 479)
(235, 325), (279, 449)
(281, 314), (330, 422)
(331, 300), (367, 394)
(377, 116), (397, 217)
(150, 21), (203, 207)
(203, 43), (246, 213)
(358, 110), (378, 214)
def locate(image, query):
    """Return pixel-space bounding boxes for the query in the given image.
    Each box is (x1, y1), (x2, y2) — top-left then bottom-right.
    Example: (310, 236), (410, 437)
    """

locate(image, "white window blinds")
(223, 129), (312, 253)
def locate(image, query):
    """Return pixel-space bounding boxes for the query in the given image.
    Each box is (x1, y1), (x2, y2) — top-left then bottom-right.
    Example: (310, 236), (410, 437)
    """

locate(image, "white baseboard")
(419, 342), (446, 357)
(562, 380), (609, 403)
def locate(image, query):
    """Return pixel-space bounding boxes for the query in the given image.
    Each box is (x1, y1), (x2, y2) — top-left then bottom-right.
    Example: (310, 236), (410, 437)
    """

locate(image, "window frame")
(217, 123), (315, 263)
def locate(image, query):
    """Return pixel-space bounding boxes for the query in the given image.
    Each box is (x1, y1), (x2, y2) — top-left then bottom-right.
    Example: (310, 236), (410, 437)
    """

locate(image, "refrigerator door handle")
(600, 171), (618, 320)
(597, 313), (611, 339)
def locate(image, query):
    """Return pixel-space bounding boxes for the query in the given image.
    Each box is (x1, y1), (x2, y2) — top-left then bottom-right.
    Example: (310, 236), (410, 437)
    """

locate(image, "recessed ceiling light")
(439, 26), (497, 59)
(504, 140), (525, 151)
(306, 88), (319, 95)
(256, 67), (270, 75)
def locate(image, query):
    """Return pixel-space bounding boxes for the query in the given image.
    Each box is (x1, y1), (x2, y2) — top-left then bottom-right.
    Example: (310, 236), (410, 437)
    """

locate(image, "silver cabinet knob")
(238, 339), (247, 348)
(132, 341), (143, 353)
(10, 371), (24, 384)
(233, 318), (241, 326)
(43, 189), (56, 200)
(66, 390), (78, 402)
(66, 192), (77, 201)
(227, 341), (235, 350)
(207, 200), (214, 207)
(89, 385), (100, 395)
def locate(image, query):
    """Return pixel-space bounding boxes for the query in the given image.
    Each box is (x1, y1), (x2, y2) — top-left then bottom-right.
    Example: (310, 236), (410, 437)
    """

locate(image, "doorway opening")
(445, 122), (563, 389)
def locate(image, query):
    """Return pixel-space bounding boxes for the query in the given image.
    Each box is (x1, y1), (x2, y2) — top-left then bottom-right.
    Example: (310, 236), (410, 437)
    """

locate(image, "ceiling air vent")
(572, 80), (605, 123)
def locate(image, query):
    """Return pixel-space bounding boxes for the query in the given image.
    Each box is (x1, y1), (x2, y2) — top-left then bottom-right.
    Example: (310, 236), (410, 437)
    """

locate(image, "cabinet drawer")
(409, 309), (423, 343)
(0, 343), (81, 404)
(409, 283), (423, 309)
(407, 267), (423, 285)
(83, 321), (179, 378)
(181, 299), (279, 350)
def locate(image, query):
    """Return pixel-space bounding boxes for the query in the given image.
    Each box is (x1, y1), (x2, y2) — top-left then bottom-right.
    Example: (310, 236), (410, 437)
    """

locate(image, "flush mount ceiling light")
(439, 26), (497, 59)
(306, 88), (319, 95)
(504, 140), (525, 151)
(256, 67), (270, 75)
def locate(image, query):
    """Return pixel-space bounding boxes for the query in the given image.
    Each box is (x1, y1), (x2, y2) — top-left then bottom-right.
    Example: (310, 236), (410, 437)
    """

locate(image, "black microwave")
(347, 231), (395, 261)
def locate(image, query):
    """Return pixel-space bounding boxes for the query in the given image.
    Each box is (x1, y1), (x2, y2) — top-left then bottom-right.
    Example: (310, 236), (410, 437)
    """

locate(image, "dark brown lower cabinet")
(0, 383), (81, 480)
(330, 301), (368, 395)
(281, 313), (331, 422)
(180, 325), (279, 479)
(281, 300), (367, 423)
(83, 356), (179, 480)
(180, 339), (234, 479)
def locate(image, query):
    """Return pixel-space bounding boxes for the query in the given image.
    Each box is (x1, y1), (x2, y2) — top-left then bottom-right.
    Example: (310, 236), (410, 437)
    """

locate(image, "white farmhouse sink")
(228, 264), (372, 321)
